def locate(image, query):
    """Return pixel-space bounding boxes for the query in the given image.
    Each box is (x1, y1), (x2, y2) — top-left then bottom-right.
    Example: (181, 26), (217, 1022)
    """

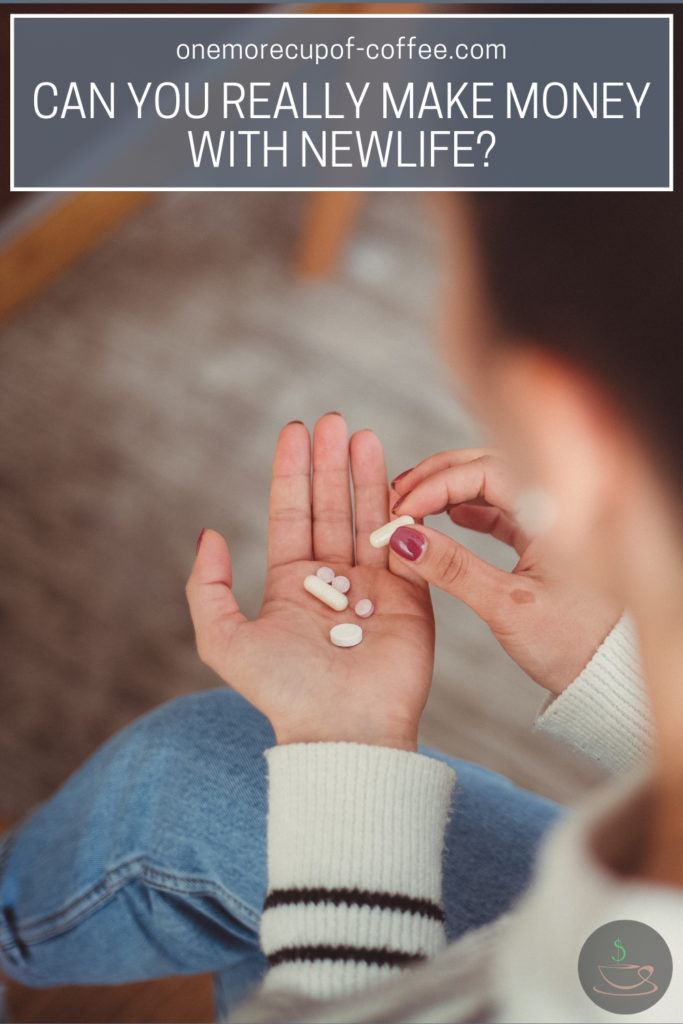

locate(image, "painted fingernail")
(196, 528), (206, 554)
(391, 468), (413, 487)
(392, 496), (405, 513)
(390, 526), (427, 562)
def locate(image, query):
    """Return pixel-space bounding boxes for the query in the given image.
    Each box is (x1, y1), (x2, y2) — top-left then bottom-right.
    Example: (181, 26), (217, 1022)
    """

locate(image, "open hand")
(390, 450), (621, 694)
(186, 414), (434, 750)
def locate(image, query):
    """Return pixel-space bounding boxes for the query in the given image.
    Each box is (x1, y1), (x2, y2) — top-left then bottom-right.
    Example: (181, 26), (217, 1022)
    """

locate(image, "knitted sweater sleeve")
(246, 617), (649, 1012)
(534, 614), (653, 772)
(258, 742), (455, 1002)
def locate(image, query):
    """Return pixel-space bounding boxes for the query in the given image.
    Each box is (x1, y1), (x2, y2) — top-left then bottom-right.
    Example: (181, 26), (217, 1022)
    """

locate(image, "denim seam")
(0, 831), (16, 881)
(0, 830), (19, 950)
(2, 856), (261, 950)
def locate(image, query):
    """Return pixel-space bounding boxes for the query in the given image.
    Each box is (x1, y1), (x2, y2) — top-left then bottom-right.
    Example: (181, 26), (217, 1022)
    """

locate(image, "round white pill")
(331, 575), (351, 594)
(354, 598), (374, 618)
(330, 623), (363, 648)
(316, 566), (335, 583)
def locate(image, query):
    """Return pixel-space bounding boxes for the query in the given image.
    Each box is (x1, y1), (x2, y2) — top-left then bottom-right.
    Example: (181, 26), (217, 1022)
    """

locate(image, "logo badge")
(578, 920), (672, 1013)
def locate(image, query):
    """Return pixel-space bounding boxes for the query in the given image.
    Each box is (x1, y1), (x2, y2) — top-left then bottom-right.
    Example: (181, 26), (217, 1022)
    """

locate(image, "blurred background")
(0, 188), (605, 1021)
(0, 189), (604, 825)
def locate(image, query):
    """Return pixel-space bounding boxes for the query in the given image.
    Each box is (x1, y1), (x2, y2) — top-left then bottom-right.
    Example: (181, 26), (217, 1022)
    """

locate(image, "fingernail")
(196, 528), (206, 555)
(392, 496), (404, 513)
(326, 411), (342, 417)
(286, 419), (304, 425)
(391, 468), (413, 487)
(390, 526), (427, 562)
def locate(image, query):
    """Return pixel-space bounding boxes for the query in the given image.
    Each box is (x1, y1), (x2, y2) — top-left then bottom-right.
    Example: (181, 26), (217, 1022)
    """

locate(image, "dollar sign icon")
(611, 938), (627, 963)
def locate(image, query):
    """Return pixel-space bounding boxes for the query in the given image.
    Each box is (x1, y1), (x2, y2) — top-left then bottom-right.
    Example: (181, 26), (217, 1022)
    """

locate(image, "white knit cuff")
(535, 614), (652, 773)
(261, 742), (455, 999)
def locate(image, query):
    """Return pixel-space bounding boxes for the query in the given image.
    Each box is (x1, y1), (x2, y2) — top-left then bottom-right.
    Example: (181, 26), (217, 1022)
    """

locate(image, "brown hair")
(468, 12), (681, 478)
(471, 185), (680, 482)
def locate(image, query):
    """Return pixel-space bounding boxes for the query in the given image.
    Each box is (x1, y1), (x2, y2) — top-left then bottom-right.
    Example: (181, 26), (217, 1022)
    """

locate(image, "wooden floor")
(6, 975), (214, 1023)
(0, 194), (603, 1021)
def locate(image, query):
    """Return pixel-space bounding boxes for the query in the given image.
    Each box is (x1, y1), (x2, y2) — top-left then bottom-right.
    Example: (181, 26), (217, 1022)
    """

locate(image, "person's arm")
(534, 614), (653, 772)
(390, 451), (653, 771)
(186, 416), (449, 1006)
(260, 743), (455, 999)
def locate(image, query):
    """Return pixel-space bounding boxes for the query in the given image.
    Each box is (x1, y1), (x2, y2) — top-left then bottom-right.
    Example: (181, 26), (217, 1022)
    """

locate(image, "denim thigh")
(0, 688), (562, 997)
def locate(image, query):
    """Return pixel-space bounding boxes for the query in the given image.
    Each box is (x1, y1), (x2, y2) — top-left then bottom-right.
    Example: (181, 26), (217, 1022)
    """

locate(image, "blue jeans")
(0, 690), (562, 1017)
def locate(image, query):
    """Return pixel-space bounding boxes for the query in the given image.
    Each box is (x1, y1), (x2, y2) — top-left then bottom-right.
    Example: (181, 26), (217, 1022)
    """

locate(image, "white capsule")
(354, 598), (374, 618)
(316, 566), (335, 583)
(331, 575), (351, 594)
(330, 623), (363, 648)
(369, 515), (415, 549)
(303, 574), (348, 611)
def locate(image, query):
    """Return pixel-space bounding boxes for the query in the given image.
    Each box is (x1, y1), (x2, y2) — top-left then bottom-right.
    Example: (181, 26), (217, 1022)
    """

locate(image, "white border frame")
(10, 13), (675, 192)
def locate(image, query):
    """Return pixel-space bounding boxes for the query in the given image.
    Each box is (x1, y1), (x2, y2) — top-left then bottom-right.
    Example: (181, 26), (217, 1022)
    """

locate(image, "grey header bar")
(11, 15), (672, 190)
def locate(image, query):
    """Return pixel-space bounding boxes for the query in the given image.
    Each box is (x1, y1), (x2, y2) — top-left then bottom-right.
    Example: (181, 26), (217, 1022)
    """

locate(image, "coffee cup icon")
(580, 921), (672, 1012)
(594, 963), (658, 997)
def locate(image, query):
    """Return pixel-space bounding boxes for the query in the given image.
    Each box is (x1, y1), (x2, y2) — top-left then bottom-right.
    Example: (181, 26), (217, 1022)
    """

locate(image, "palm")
(188, 416), (434, 749)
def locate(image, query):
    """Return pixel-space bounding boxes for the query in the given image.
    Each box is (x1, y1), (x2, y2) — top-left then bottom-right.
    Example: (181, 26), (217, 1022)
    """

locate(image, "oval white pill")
(303, 574), (349, 611)
(330, 623), (363, 648)
(369, 515), (415, 549)
(331, 575), (351, 594)
(354, 598), (374, 618)
(316, 566), (335, 583)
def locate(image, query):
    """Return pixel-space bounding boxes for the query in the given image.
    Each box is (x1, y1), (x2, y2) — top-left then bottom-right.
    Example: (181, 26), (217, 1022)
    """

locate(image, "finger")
(394, 456), (518, 523)
(350, 429), (389, 567)
(268, 421), (312, 569)
(388, 523), (516, 622)
(391, 448), (497, 495)
(449, 503), (530, 555)
(186, 529), (247, 668)
(386, 496), (429, 588)
(312, 413), (353, 565)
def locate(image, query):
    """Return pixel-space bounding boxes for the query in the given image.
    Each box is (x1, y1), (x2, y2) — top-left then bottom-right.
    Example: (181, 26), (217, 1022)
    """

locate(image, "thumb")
(389, 523), (513, 622)
(186, 529), (246, 666)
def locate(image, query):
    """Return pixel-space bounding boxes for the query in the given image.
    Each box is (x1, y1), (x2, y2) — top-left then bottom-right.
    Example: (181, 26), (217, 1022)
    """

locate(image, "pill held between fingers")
(303, 574), (349, 611)
(369, 515), (416, 549)
(330, 623), (363, 648)
(354, 598), (374, 618)
(316, 566), (335, 583)
(331, 575), (351, 594)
